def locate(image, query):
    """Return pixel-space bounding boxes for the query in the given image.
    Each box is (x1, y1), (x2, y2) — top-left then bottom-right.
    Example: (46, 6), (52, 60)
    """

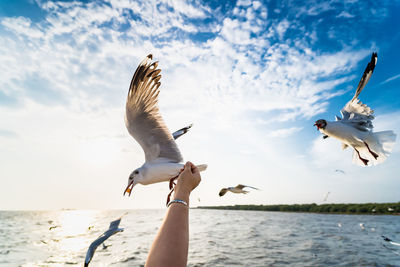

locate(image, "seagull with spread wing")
(219, 184), (259, 197)
(314, 52), (396, 166)
(84, 217), (124, 267)
(123, 54), (207, 197)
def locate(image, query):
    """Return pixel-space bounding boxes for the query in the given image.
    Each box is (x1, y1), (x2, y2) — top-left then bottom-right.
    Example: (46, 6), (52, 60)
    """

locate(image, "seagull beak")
(123, 181), (134, 196)
(313, 123), (319, 130)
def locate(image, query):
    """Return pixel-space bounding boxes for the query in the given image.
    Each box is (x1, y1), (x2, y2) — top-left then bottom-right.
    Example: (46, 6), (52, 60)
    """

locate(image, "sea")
(0, 209), (399, 266)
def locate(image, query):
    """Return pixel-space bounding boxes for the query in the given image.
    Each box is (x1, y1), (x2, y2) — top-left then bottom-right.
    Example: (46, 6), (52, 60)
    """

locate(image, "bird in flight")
(323, 191), (330, 202)
(314, 52), (396, 166)
(123, 54), (207, 198)
(84, 217), (124, 267)
(219, 184), (259, 196)
(334, 169), (345, 174)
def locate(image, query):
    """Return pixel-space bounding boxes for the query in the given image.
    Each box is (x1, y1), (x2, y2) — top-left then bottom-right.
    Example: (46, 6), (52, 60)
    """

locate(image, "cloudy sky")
(1, 0), (400, 210)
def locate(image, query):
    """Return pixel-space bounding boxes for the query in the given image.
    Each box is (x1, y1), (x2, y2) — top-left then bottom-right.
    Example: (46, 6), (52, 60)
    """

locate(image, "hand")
(174, 162), (201, 202)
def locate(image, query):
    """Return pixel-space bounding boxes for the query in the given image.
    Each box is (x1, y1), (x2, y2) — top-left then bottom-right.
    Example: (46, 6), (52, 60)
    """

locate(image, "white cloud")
(380, 73), (400, 85)
(337, 11), (355, 18)
(0, 0), (397, 209)
(267, 127), (303, 138)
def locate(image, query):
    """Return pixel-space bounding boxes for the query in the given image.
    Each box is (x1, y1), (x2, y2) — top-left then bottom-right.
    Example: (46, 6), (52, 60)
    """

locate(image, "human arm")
(145, 161), (201, 267)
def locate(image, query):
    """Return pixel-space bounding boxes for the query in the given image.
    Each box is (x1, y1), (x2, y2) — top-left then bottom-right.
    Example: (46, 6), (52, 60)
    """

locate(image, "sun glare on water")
(55, 210), (100, 253)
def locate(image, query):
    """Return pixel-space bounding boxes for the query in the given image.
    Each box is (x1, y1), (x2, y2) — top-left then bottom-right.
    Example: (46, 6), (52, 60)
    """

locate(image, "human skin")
(145, 161), (201, 267)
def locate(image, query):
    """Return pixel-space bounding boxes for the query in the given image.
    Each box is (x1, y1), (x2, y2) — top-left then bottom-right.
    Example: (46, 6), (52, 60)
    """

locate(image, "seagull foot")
(355, 147), (369, 166)
(169, 177), (177, 190)
(166, 176), (179, 206)
(360, 157), (369, 166)
(364, 142), (379, 160)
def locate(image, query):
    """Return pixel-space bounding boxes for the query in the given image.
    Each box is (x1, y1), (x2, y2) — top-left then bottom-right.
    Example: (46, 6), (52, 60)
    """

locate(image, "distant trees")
(198, 202), (400, 215)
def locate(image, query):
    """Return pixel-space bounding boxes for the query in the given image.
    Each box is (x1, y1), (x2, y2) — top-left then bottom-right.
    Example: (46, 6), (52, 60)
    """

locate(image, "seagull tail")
(196, 164), (208, 172)
(352, 131), (396, 166)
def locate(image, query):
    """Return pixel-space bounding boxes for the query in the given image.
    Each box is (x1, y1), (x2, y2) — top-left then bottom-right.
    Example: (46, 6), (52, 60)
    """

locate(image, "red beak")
(314, 123), (320, 130)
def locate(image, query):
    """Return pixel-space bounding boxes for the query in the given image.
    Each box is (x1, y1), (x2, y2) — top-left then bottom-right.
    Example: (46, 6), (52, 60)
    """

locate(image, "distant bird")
(219, 184), (259, 197)
(334, 169), (345, 174)
(388, 207), (394, 212)
(372, 208), (376, 213)
(323, 191), (330, 202)
(337, 222), (342, 228)
(359, 223), (365, 230)
(172, 124), (193, 140)
(382, 235), (400, 246)
(123, 55), (207, 198)
(49, 225), (59, 230)
(84, 218), (124, 267)
(314, 52), (396, 166)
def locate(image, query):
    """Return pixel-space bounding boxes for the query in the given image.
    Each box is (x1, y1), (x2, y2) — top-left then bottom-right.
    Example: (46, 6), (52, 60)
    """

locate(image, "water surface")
(0, 209), (399, 266)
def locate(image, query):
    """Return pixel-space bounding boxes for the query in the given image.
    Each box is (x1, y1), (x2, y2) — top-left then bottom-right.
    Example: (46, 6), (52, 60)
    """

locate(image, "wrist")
(174, 190), (190, 203)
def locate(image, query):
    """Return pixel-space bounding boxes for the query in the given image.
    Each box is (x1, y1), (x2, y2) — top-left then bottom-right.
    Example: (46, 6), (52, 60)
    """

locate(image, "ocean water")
(0, 209), (399, 266)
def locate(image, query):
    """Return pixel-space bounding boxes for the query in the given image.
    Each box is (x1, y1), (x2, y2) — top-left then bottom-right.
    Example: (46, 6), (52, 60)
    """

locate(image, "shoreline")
(196, 203), (400, 215)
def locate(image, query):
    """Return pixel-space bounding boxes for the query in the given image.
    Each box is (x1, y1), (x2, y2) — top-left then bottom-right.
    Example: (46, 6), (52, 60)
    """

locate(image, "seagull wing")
(237, 184), (259, 190)
(125, 55), (183, 163)
(84, 219), (124, 267)
(108, 218), (121, 231)
(339, 53), (377, 131)
(219, 188), (228, 196)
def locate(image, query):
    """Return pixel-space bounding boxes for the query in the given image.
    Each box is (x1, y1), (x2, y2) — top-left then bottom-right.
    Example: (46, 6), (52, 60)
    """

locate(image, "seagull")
(382, 235), (400, 247)
(314, 52), (396, 166)
(323, 191), (330, 202)
(123, 55), (207, 197)
(334, 169), (345, 174)
(219, 184), (259, 197)
(84, 218), (124, 267)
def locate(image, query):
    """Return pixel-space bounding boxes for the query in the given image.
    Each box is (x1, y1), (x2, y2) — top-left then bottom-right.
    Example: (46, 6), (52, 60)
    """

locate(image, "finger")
(191, 164), (198, 174)
(184, 161), (193, 173)
(186, 161), (198, 174)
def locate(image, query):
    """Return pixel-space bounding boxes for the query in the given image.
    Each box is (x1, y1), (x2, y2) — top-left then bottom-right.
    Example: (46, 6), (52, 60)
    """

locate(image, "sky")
(1, 0), (400, 210)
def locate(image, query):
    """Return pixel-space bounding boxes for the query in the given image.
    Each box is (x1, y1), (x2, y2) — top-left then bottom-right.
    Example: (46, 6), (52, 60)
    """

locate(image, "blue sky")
(1, 0), (400, 210)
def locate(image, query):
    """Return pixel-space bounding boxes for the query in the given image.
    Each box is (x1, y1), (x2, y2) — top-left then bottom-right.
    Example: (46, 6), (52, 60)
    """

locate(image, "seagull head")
(123, 168), (142, 196)
(314, 119), (327, 130)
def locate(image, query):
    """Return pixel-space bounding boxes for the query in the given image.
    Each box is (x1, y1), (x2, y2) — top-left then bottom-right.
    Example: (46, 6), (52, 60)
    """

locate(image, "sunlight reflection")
(56, 210), (99, 253)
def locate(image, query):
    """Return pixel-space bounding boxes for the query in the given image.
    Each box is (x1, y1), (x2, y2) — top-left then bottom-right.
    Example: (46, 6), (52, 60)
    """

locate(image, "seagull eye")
(134, 170), (139, 175)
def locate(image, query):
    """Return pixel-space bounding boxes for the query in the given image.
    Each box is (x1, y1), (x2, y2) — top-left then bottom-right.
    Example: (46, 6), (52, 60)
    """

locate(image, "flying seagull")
(123, 55), (207, 197)
(323, 191), (330, 202)
(334, 169), (345, 174)
(382, 236), (400, 247)
(84, 218), (124, 267)
(219, 184), (259, 197)
(314, 52), (396, 166)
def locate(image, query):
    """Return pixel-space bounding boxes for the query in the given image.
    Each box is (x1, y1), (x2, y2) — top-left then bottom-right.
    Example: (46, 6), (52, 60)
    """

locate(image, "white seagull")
(123, 54), (207, 197)
(382, 236), (400, 247)
(84, 218), (124, 267)
(323, 191), (330, 202)
(219, 184), (259, 197)
(314, 52), (396, 166)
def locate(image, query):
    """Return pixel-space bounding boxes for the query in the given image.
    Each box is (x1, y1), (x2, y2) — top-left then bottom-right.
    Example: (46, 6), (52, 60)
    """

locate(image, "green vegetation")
(197, 203), (400, 215)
